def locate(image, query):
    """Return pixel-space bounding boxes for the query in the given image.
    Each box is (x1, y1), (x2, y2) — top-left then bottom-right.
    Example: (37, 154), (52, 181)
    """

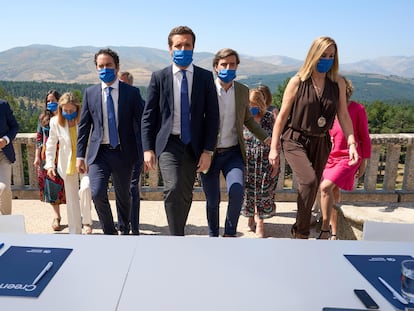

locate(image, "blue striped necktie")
(106, 87), (119, 148)
(180, 70), (191, 145)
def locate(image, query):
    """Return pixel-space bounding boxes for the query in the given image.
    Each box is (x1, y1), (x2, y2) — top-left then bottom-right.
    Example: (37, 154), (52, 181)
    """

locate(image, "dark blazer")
(0, 100), (19, 163)
(141, 65), (219, 158)
(77, 81), (144, 165)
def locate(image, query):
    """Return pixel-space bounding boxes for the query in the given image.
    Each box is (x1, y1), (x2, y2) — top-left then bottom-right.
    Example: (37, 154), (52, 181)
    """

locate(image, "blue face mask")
(47, 102), (58, 112)
(173, 50), (193, 67)
(249, 107), (260, 116)
(62, 111), (78, 121)
(316, 58), (334, 73)
(217, 69), (237, 83)
(98, 68), (116, 83)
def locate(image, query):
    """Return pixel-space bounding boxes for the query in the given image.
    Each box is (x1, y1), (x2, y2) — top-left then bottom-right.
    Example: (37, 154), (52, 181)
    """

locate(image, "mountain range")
(0, 44), (413, 86)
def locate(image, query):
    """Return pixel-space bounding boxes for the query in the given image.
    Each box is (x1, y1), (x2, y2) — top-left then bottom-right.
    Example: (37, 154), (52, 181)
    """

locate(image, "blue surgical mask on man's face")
(173, 50), (193, 67)
(98, 68), (116, 83)
(47, 102), (58, 112)
(316, 58), (334, 73)
(217, 69), (237, 83)
(62, 110), (78, 121)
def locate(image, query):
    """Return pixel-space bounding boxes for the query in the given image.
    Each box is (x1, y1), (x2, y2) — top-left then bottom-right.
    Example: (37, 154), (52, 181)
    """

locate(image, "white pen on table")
(32, 261), (54, 285)
(378, 276), (409, 305)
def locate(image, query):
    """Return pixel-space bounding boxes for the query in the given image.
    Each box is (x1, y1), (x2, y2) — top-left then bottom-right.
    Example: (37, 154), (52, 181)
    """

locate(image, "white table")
(118, 237), (414, 311)
(1, 235), (412, 311)
(0, 234), (137, 311)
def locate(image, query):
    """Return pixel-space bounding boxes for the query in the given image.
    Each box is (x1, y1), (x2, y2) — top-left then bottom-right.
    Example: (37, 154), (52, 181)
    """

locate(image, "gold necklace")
(311, 77), (324, 99)
(311, 76), (327, 128)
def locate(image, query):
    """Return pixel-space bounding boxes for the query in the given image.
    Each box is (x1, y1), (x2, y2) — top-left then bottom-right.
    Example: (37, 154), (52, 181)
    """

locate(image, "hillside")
(0, 45), (413, 103)
(239, 72), (414, 102)
(0, 45), (286, 85)
(0, 44), (413, 84)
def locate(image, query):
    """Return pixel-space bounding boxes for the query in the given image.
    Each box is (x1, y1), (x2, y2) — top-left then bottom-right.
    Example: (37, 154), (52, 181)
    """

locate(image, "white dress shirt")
(215, 78), (238, 148)
(101, 79), (120, 144)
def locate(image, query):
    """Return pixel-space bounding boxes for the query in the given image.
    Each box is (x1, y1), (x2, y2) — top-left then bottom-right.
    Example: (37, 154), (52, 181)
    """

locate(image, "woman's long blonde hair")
(57, 92), (81, 126)
(298, 36), (339, 82)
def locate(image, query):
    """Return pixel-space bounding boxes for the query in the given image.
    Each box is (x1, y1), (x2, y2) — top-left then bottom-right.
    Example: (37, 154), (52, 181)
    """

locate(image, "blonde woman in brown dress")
(268, 36), (358, 239)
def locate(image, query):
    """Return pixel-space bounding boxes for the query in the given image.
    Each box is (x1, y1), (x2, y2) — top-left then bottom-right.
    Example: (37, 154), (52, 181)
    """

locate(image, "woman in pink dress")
(319, 78), (371, 239)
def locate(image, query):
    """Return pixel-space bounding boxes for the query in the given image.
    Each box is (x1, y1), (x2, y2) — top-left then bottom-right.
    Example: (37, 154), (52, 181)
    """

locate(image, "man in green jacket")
(201, 48), (270, 237)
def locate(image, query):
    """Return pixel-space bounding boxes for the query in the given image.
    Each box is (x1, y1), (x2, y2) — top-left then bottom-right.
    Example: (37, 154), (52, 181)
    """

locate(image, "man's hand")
(144, 150), (157, 171)
(197, 151), (213, 174)
(76, 159), (88, 174)
(0, 138), (7, 149)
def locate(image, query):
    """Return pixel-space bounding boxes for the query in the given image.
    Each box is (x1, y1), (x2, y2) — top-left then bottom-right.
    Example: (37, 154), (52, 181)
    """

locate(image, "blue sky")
(2, 0), (412, 63)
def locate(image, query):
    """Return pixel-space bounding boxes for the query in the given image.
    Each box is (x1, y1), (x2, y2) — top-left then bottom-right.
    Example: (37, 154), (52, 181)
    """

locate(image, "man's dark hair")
(94, 48), (120, 67)
(168, 26), (196, 48)
(212, 48), (240, 68)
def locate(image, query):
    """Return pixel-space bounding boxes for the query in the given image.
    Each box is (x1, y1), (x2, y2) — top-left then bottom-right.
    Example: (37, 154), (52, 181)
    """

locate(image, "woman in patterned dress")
(241, 88), (279, 238)
(34, 90), (66, 231)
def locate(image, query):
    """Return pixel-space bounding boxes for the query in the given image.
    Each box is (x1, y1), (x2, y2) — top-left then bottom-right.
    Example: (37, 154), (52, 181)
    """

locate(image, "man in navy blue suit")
(76, 48), (144, 235)
(141, 26), (219, 236)
(0, 100), (19, 215)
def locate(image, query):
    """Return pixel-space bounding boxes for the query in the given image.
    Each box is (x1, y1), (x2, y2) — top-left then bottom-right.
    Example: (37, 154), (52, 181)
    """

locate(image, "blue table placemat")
(0, 246), (72, 297)
(345, 254), (414, 310)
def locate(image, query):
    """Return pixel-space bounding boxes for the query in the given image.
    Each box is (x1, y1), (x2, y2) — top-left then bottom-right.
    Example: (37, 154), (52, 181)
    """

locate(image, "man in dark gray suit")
(77, 48), (144, 235)
(0, 100), (19, 215)
(141, 26), (219, 236)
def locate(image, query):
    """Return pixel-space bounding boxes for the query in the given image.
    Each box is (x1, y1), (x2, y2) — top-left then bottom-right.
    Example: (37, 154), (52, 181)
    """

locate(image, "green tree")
(273, 77), (290, 109)
(0, 86), (39, 133)
(366, 101), (389, 134)
(387, 105), (414, 133)
(365, 101), (414, 134)
(71, 89), (83, 103)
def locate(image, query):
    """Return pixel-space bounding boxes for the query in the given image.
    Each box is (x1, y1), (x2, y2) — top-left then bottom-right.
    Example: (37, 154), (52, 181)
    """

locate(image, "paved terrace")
(10, 199), (414, 240)
(13, 199), (299, 238)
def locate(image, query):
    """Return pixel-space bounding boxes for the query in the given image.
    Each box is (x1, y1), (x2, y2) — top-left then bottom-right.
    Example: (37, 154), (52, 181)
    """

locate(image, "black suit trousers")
(159, 135), (198, 236)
